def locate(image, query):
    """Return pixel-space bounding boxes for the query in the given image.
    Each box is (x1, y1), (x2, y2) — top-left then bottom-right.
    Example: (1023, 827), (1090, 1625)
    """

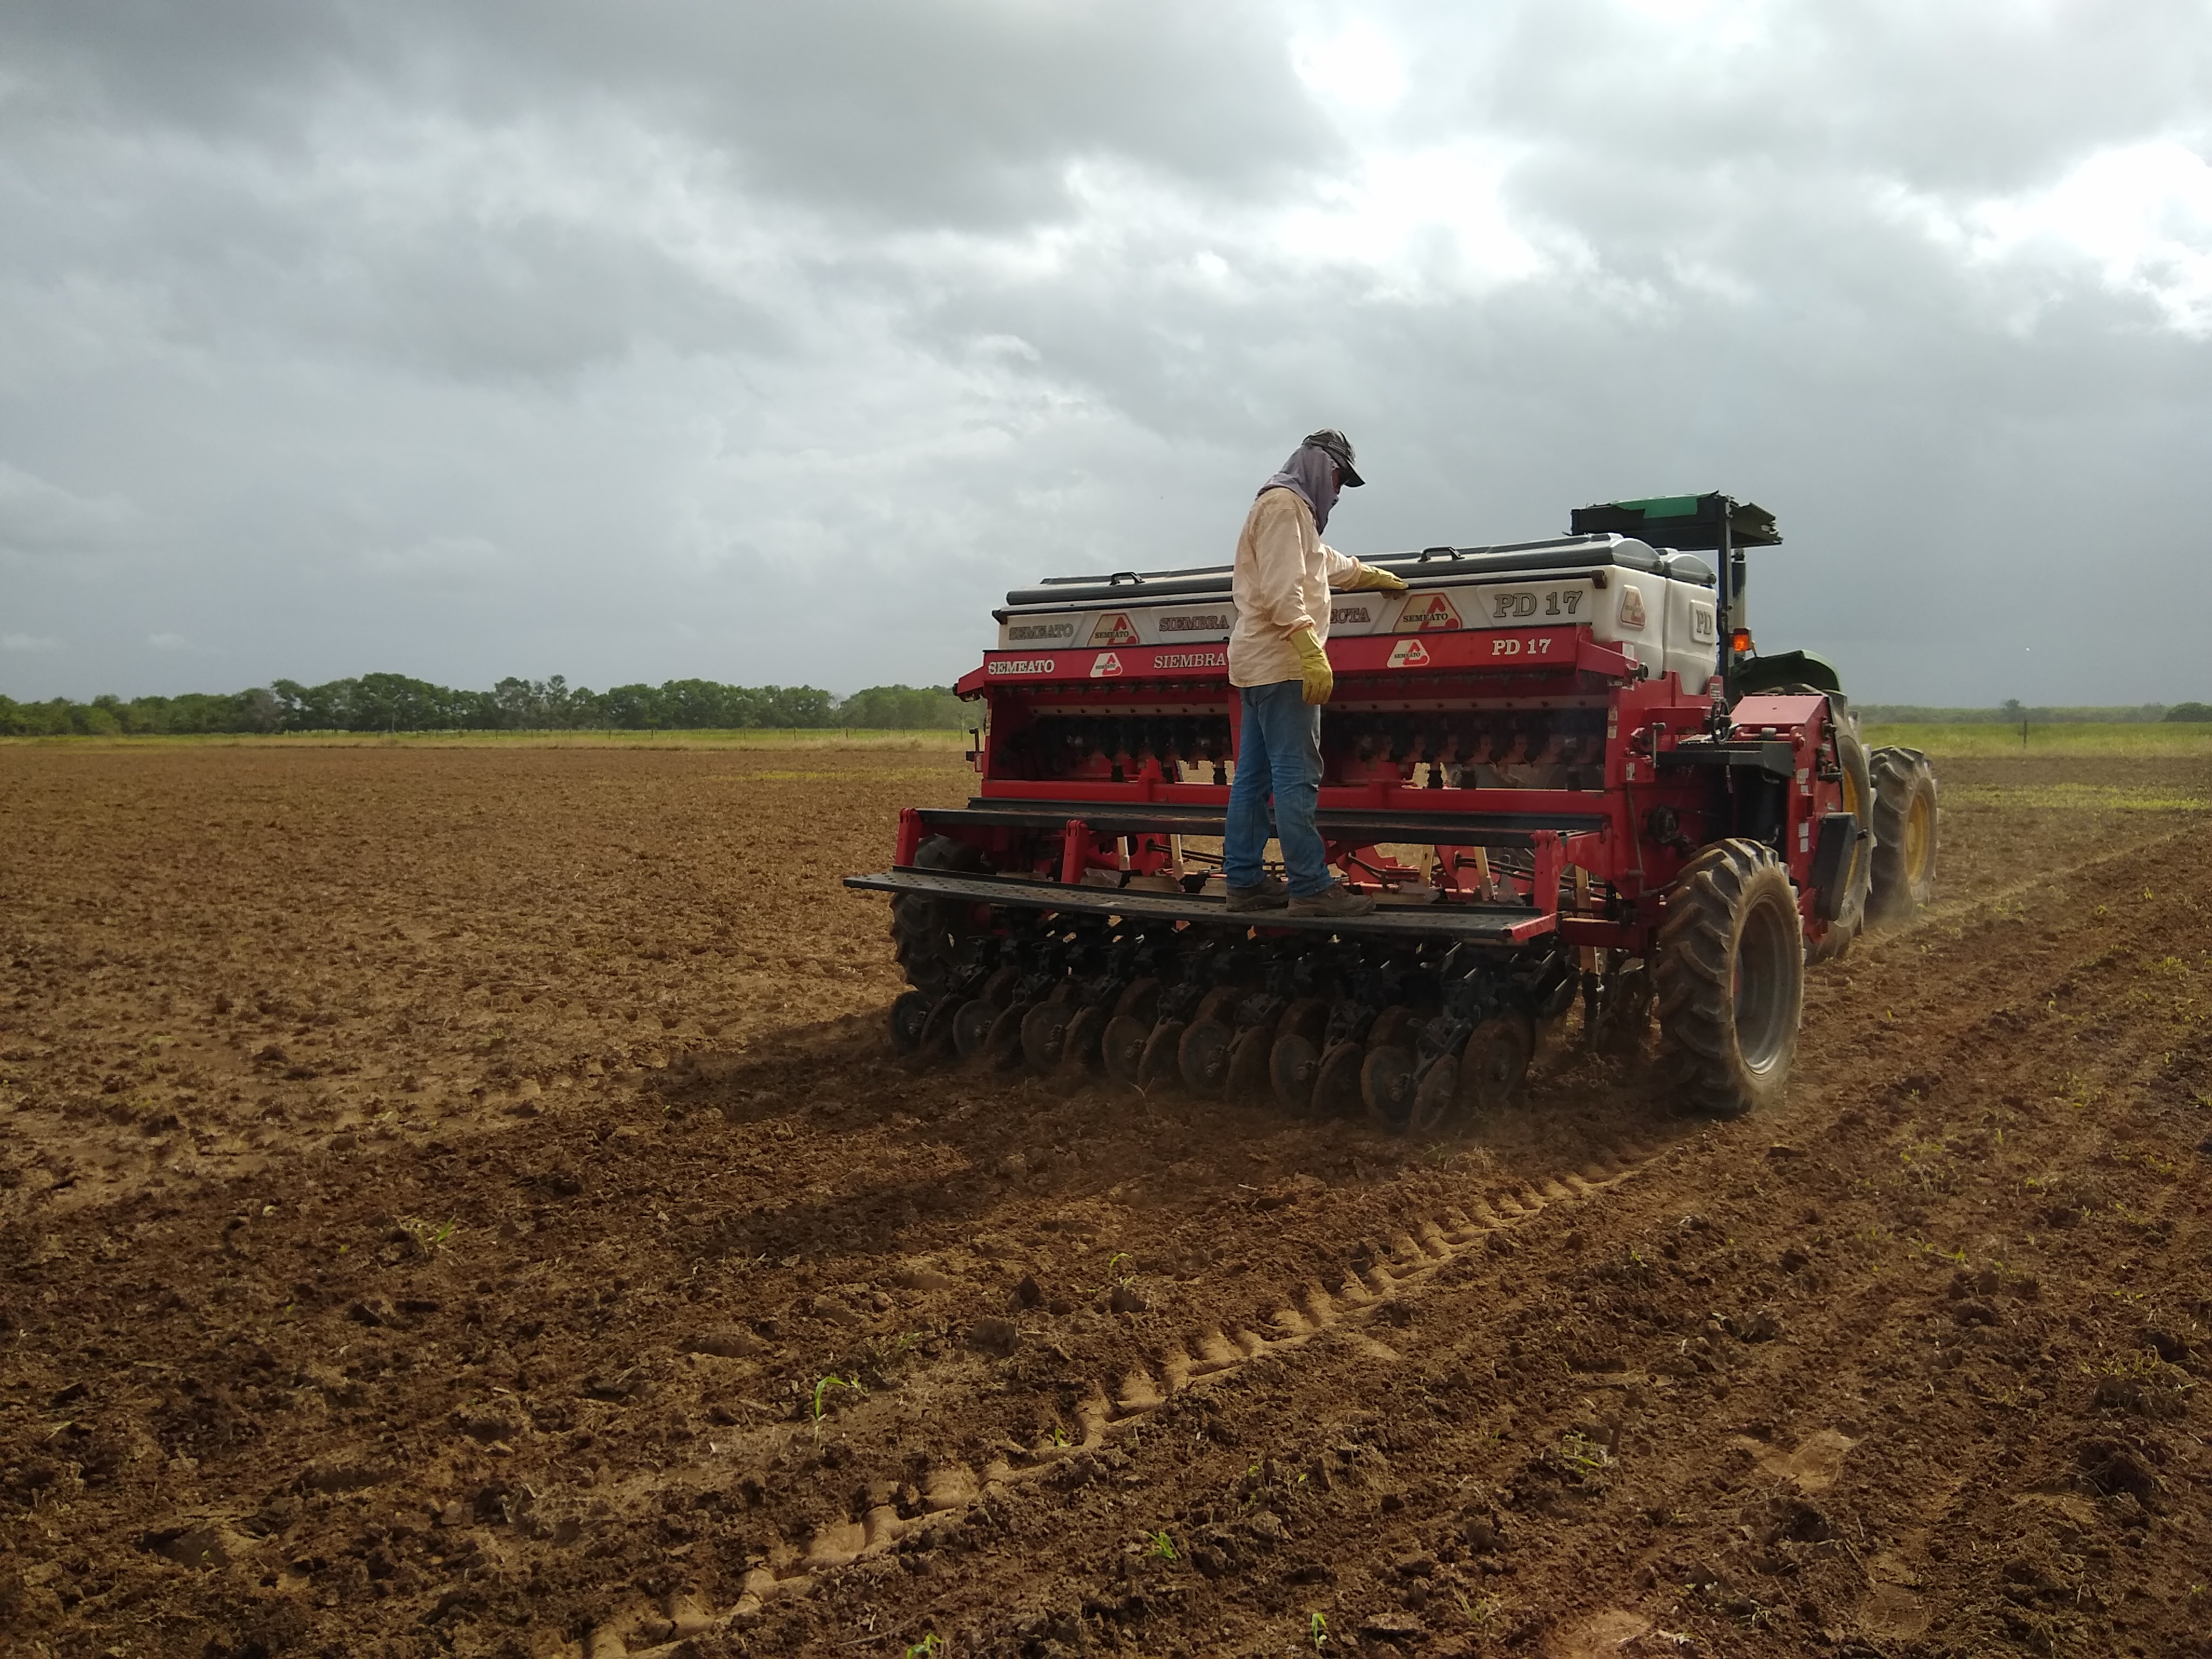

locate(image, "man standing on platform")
(1223, 429), (1408, 916)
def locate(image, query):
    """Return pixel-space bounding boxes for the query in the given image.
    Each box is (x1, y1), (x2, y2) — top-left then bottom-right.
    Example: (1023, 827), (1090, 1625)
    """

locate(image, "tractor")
(846, 494), (1939, 1128)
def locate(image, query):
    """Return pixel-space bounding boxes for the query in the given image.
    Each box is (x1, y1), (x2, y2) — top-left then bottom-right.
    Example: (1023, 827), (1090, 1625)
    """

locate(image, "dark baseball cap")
(1303, 428), (1364, 487)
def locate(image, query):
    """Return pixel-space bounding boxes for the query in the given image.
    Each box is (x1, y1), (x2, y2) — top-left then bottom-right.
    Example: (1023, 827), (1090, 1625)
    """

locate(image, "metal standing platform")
(916, 799), (1608, 847)
(841, 867), (1557, 943)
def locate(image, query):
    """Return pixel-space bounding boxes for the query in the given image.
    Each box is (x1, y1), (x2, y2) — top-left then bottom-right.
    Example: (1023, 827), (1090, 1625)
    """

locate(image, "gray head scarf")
(1257, 443), (1343, 535)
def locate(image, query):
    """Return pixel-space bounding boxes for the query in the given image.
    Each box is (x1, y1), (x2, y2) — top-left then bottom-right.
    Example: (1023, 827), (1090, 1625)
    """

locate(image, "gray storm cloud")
(2, 0), (2208, 702)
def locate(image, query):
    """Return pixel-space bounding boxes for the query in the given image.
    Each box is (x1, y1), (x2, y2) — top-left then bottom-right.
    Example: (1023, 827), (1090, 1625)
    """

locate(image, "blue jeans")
(1224, 679), (1331, 896)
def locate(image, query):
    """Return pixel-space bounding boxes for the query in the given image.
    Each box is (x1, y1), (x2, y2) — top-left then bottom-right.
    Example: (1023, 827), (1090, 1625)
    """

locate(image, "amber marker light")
(1730, 628), (1753, 654)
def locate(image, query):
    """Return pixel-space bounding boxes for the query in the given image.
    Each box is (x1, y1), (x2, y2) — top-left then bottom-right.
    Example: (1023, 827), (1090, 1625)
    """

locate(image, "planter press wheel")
(982, 1003), (1033, 1071)
(918, 995), (965, 1062)
(1054, 1005), (1111, 1088)
(1021, 1001), (1075, 1071)
(979, 966), (1022, 1009)
(1178, 1020), (1236, 1096)
(1459, 1014), (1534, 1116)
(1367, 1005), (1418, 1051)
(1226, 1024), (1274, 1102)
(1102, 1015), (1152, 1087)
(1360, 1044), (1418, 1133)
(1275, 996), (1332, 1046)
(890, 989), (934, 1055)
(1137, 1020), (1188, 1090)
(1312, 1040), (1366, 1118)
(1115, 978), (1163, 1027)
(1192, 986), (1242, 1027)
(1269, 1033), (1321, 1117)
(1411, 1056), (1461, 1136)
(953, 997), (999, 1060)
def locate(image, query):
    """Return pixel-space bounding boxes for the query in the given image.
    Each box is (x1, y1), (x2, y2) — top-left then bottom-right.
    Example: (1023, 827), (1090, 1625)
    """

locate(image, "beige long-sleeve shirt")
(1228, 485), (1369, 689)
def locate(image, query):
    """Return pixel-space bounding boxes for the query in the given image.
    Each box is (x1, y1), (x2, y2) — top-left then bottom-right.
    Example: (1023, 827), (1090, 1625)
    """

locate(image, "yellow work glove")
(1349, 563), (1408, 592)
(1293, 627), (1334, 705)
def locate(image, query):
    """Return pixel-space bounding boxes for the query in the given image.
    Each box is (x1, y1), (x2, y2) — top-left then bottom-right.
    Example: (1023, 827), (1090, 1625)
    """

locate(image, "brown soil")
(3, 741), (2208, 1659)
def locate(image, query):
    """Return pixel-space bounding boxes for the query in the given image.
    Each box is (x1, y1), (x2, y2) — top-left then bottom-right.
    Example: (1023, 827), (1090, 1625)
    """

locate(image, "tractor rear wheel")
(1655, 839), (1803, 1119)
(1806, 717), (1874, 963)
(891, 835), (990, 997)
(1867, 747), (1939, 923)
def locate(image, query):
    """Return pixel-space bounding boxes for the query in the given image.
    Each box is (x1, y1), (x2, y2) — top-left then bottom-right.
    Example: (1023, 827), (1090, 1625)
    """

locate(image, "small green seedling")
(1457, 1590), (1507, 1627)
(400, 1216), (457, 1251)
(1144, 1528), (1176, 1561)
(905, 1636), (942, 1658)
(1556, 1431), (1613, 1476)
(1308, 1610), (1328, 1649)
(811, 1373), (864, 1442)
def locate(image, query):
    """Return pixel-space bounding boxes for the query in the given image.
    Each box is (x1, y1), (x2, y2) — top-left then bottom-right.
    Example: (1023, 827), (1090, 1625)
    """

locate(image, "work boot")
(1224, 875), (1289, 913)
(1287, 882), (1376, 919)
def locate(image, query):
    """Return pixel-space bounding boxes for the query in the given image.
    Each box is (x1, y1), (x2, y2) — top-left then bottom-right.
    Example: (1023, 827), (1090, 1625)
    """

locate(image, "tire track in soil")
(707, 827), (2212, 1654)
(563, 1135), (1673, 1656)
(0, 913), (1712, 1656)
(570, 820), (2212, 1658)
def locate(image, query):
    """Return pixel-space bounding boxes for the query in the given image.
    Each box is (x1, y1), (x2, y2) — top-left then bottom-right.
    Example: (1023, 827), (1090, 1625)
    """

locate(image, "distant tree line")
(1857, 702), (2202, 724)
(0, 675), (969, 736)
(10, 679), (2206, 737)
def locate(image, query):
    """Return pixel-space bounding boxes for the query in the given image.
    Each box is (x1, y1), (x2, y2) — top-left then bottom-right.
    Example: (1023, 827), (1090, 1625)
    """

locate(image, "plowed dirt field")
(3, 738), (2209, 1659)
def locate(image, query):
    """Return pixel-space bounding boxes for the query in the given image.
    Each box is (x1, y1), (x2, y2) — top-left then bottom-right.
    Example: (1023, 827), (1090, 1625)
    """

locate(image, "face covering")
(1257, 443), (1341, 535)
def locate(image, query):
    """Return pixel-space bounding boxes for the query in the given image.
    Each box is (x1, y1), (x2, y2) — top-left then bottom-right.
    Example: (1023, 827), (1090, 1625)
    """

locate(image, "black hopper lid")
(1569, 494), (1780, 551)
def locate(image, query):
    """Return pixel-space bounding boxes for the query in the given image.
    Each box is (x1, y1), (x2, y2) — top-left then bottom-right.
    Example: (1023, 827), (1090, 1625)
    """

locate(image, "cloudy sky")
(3, 0), (2208, 704)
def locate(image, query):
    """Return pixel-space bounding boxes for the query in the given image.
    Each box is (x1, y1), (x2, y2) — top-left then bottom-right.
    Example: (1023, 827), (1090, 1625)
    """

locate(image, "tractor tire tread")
(1654, 838), (1804, 1119)
(891, 835), (992, 996)
(1866, 748), (1940, 924)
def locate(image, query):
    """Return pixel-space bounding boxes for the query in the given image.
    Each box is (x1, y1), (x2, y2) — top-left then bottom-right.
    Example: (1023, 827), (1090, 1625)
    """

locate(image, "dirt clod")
(967, 1317), (1020, 1357)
